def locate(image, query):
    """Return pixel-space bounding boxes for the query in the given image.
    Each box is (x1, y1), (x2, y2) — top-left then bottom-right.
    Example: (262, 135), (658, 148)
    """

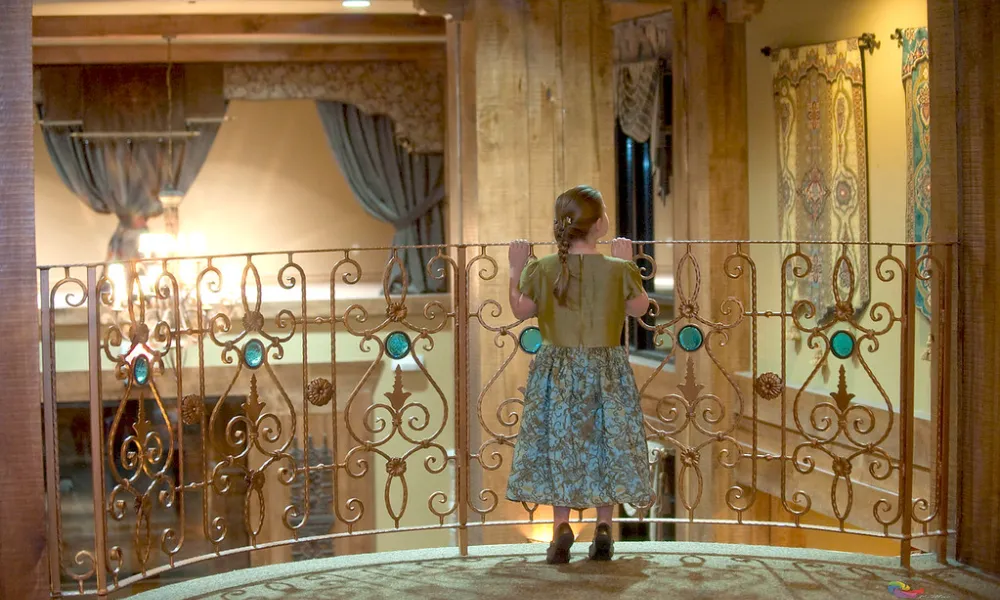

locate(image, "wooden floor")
(129, 542), (1000, 600)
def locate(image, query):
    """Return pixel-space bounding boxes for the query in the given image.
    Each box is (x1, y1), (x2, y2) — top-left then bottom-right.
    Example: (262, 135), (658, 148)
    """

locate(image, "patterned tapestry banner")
(901, 27), (931, 320)
(223, 62), (444, 153)
(772, 39), (871, 325)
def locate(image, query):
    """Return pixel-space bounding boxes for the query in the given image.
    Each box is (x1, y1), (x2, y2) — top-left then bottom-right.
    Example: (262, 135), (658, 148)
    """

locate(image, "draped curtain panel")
(613, 12), (672, 205)
(612, 11), (672, 143)
(38, 65), (225, 259)
(315, 101), (446, 294)
(614, 60), (661, 144)
(612, 11), (673, 65)
(38, 117), (222, 259)
(772, 39), (871, 327)
(901, 27), (932, 321)
(225, 62), (444, 154)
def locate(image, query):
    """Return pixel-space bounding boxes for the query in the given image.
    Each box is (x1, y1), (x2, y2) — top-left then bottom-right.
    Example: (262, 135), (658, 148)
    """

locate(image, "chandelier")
(102, 36), (237, 377)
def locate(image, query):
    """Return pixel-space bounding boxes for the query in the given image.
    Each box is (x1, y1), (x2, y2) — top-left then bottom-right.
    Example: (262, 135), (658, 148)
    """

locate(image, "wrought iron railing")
(38, 241), (956, 597)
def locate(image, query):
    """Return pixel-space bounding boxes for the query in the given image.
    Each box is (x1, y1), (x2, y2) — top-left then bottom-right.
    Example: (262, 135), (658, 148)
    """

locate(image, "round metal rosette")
(307, 378), (334, 407)
(181, 395), (204, 425)
(754, 372), (784, 400)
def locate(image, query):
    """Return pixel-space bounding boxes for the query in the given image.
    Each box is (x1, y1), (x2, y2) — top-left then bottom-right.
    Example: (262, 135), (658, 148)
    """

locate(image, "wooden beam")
(33, 13), (445, 39)
(33, 42), (446, 64)
(609, 3), (672, 24)
(412, 0), (469, 20)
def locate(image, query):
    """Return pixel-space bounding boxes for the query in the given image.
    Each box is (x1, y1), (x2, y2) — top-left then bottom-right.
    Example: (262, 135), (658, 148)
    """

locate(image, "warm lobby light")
(525, 523), (580, 544)
(342, 0), (371, 7)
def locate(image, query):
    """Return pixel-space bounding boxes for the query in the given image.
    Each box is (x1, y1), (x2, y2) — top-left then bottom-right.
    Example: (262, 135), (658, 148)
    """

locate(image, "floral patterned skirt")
(506, 345), (655, 509)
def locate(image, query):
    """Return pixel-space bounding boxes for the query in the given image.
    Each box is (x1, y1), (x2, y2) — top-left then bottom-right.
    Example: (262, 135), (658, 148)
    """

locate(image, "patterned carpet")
(133, 542), (1000, 600)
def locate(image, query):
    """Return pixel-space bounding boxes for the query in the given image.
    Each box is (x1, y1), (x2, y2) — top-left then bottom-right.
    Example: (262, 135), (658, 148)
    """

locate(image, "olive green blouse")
(519, 253), (644, 348)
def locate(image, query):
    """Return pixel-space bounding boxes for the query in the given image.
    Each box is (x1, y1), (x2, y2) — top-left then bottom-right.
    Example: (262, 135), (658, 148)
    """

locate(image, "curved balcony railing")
(37, 240), (956, 597)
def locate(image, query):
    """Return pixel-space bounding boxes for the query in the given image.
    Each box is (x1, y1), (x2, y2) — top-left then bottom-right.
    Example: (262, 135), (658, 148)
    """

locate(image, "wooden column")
(928, 0), (1000, 576)
(442, 0), (614, 543)
(0, 0), (47, 597)
(671, 0), (753, 543)
(445, 17), (478, 246)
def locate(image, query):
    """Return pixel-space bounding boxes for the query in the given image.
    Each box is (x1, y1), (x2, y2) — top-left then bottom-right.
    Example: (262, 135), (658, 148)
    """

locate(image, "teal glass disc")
(386, 331), (412, 360)
(830, 330), (856, 360)
(244, 339), (266, 369)
(677, 325), (704, 353)
(133, 355), (150, 386)
(519, 326), (543, 354)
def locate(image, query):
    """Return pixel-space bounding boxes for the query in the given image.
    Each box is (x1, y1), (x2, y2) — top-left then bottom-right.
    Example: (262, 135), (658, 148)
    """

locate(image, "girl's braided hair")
(553, 185), (605, 306)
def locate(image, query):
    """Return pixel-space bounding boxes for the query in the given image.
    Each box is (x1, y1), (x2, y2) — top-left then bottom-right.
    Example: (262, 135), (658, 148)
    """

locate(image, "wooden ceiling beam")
(33, 42), (446, 65)
(411, 0), (469, 20)
(33, 13), (445, 39)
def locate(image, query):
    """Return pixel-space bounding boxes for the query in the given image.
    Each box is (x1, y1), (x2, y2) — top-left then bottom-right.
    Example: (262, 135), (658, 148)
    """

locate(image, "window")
(617, 69), (674, 356)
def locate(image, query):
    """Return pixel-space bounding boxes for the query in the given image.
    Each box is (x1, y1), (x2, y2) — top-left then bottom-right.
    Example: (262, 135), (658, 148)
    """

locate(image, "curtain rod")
(760, 32), (880, 57)
(36, 116), (232, 127)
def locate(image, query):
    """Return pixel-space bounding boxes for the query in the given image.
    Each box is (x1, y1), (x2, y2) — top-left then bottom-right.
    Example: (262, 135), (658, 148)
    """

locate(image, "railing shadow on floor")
(36, 240), (957, 597)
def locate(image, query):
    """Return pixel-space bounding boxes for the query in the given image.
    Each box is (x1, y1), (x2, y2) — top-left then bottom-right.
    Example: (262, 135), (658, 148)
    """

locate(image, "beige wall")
(746, 0), (933, 417)
(34, 99), (396, 278)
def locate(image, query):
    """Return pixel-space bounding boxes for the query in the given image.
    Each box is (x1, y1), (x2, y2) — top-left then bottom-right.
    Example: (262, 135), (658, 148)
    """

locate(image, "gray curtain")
(37, 106), (223, 260)
(315, 101), (446, 294)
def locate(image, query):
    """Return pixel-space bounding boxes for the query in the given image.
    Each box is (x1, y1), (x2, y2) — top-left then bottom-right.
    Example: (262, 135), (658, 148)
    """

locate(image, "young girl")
(506, 185), (655, 564)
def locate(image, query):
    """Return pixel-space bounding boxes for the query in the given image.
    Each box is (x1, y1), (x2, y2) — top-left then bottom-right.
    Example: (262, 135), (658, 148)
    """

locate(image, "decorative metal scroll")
(38, 240), (953, 596)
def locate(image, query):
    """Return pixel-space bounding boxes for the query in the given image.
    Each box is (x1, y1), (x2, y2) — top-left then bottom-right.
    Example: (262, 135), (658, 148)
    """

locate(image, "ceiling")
(33, 1), (419, 16)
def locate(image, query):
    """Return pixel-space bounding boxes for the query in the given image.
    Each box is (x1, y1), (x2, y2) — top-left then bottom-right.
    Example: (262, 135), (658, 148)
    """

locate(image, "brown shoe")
(588, 523), (614, 561)
(546, 522), (575, 564)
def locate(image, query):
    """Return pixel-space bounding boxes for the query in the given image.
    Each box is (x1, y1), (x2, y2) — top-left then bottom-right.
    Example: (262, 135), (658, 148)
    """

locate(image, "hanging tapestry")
(772, 39), (871, 328)
(901, 27), (931, 321)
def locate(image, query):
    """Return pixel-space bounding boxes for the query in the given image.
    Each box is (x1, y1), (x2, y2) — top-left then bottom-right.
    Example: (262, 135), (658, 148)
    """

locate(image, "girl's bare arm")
(509, 240), (538, 320)
(510, 274), (538, 320)
(625, 292), (650, 318)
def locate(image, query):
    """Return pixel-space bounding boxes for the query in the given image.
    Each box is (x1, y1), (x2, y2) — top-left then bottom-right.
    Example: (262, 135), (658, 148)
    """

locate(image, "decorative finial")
(830, 365), (855, 412)
(384, 366), (412, 411)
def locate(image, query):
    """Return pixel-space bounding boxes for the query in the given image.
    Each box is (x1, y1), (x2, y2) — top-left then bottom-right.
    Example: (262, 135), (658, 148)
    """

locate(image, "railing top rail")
(35, 239), (958, 271)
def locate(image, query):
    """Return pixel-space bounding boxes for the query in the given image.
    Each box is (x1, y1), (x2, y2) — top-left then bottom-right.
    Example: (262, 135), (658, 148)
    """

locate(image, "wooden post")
(928, 0), (1000, 576)
(671, 0), (753, 543)
(0, 0), (48, 597)
(446, 0), (614, 543)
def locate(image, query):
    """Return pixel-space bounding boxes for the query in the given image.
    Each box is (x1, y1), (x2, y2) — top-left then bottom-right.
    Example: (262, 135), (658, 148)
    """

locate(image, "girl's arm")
(510, 277), (538, 320)
(612, 237), (650, 318)
(509, 240), (538, 320)
(625, 292), (650, 318)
